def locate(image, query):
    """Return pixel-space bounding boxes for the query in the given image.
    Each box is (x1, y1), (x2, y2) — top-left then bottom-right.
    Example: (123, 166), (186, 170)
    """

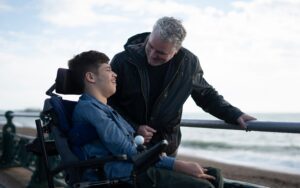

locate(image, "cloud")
(0, 0), (299, 112)
(181, 0), (300, 112)
(40, 0), (128, 27)
(38, 0), (199, 27)
(0, 1), (12, 11)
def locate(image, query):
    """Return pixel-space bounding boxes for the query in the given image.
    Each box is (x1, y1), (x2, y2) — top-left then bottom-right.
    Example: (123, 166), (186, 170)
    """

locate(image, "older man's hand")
(137, 125), (156, 143)
(236, 114), (257, 129)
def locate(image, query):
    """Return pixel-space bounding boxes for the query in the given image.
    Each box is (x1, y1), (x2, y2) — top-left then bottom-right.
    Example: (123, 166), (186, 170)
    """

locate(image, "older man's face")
(145, 31), (178, 66)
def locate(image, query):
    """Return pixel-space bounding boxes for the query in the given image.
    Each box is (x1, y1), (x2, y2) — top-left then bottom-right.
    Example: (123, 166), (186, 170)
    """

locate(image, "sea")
(1, 110), (299, 175)
(180, 112), (300, 175)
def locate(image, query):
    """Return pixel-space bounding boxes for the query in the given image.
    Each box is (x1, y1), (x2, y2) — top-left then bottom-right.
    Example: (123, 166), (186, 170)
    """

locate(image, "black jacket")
(109, 32), (243, 154)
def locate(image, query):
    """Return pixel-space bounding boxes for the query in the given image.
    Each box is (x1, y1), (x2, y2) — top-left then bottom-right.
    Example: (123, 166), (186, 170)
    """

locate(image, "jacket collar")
(80, 93), (135, 134)
(124, 32), (149, 67)
(80, 93), (111, 112)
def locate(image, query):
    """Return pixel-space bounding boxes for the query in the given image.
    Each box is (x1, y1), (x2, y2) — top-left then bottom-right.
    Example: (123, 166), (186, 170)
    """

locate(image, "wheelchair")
(27, 68), (268, 188)
(27, 68), (168, 188)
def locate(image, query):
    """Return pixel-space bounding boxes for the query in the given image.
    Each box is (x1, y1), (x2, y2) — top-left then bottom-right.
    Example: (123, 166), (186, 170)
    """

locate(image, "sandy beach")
(1, 126), (300, 188)
(178, 154), (300, 188)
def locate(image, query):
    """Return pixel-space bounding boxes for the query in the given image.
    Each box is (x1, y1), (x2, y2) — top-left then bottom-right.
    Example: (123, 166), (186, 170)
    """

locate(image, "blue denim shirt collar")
(80, 93), (135, 136)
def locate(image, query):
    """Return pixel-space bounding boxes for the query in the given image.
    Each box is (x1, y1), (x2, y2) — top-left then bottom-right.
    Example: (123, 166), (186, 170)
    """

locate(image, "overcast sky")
(0, 0), (299, 113)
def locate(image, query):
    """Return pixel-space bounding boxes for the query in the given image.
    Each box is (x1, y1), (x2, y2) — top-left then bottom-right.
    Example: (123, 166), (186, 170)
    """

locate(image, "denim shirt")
(72, 93), (175, 180)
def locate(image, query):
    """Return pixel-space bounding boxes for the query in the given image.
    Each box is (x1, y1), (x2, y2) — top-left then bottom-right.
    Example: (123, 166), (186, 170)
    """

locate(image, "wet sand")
(178, 154), (300, 188)
(0, 168), (32, 188)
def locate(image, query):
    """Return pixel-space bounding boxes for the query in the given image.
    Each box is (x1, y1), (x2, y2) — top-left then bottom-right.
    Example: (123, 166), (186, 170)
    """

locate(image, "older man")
(109, 17), (256, 156)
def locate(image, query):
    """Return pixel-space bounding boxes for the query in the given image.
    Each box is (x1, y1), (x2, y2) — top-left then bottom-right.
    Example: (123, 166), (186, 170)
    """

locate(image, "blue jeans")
(137, 167), (223, 188)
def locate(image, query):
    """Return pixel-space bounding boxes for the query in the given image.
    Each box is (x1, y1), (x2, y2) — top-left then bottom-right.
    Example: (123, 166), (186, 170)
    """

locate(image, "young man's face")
(145, 31), (178, 66)
(94, 63), (117, 98)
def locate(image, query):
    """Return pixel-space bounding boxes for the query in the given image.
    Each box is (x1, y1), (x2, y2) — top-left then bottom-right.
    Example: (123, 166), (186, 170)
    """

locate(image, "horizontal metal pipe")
(1, 112), (299, 134)
(180, 119), (300, 134)
(0, 112), (40, 118)
(10, 112), (40, 118)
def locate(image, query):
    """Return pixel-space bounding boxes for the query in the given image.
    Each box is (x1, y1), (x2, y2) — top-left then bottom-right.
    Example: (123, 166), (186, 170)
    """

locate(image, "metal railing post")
(27, 157), (49, 188)
(0, 111), (16, 167)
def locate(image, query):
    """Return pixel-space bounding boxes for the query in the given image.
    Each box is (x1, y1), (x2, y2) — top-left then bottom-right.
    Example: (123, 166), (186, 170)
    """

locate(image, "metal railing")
(0, 111), (46, 188)
(181, 119), (300, 133)
(1, 110), (300, 187)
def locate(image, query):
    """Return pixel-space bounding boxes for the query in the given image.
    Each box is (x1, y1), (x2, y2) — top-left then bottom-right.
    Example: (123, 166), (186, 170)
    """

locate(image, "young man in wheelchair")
(68, 50), (223, 188)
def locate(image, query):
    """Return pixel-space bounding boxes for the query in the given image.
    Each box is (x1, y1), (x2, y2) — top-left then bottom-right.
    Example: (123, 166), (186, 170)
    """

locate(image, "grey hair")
(152, 16), (186, 50)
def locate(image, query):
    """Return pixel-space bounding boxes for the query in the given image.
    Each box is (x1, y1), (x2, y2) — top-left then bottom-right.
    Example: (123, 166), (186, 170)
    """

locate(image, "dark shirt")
(146, 61), (170, 118)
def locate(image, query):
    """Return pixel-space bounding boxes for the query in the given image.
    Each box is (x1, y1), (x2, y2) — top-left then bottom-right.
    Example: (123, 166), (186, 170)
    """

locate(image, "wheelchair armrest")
(51, 154), (128, 175)
(131, 140), (168, 174)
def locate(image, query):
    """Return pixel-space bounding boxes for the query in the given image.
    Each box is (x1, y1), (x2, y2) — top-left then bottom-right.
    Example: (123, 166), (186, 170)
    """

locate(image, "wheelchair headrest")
(56, 68), (83, 95)
(47, 68), (83, 96)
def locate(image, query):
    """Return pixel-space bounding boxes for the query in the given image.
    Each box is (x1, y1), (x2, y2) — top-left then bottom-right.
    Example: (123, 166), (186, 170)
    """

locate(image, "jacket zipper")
(128, 58), (149, 124)
(151, 60), (184, 119)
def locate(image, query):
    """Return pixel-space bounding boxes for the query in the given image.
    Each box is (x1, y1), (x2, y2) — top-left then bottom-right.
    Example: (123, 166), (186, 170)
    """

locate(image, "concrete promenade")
(0, 167), (32, 188)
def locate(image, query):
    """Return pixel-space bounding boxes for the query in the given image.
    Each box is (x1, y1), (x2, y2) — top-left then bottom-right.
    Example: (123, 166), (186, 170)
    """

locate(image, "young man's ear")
(85, 72), (95, 83)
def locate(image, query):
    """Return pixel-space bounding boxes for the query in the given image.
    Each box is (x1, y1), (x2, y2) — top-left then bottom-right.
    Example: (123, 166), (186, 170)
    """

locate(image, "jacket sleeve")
(108, 53), (139, 130)
(191, 57), (243, 124)
(80, 103), (138, 156)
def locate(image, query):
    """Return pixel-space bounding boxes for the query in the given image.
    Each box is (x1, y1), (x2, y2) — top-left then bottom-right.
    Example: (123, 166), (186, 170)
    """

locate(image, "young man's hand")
(173, 160), (215, 180)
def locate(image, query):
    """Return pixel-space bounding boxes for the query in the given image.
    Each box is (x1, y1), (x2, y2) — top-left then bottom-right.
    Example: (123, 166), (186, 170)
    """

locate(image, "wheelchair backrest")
(42, 68), (97, 185)
(35, 67), (170, 188)
(48, 96), (77, 134)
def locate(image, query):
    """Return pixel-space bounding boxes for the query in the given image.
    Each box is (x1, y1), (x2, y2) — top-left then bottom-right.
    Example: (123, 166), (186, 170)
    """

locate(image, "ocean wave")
(181, 140), (300, 154)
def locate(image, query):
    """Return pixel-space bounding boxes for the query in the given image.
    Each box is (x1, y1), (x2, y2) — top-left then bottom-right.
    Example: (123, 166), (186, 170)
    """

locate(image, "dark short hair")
(68, 50), (110, 89)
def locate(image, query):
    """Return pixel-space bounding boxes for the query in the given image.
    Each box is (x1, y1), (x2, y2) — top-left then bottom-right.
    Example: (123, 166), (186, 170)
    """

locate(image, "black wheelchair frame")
(28, 68), (168, 188)
(27, 68), (268, 188)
